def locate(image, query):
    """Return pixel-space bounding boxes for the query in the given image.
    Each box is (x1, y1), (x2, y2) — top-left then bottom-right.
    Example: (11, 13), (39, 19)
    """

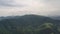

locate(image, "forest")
(0, 15), (60, 34)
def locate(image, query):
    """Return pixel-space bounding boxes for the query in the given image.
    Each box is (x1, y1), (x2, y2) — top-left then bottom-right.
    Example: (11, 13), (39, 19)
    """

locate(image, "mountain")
(0, 14), (60, 34)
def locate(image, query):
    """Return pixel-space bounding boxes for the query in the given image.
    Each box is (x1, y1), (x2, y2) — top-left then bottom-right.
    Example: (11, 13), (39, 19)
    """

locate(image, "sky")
(0, 0), (60, 16)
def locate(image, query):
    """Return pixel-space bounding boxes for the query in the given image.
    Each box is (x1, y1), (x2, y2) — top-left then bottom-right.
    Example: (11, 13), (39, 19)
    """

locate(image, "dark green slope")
(0, 15), (60, 34)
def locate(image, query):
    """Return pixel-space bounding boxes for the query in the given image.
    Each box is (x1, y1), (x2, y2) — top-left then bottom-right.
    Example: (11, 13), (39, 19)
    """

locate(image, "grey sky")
(0, 0), (60, 16)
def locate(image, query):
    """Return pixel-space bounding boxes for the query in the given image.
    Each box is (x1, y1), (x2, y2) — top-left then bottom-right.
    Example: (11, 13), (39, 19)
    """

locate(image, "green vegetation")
(0, 15), (60, 34)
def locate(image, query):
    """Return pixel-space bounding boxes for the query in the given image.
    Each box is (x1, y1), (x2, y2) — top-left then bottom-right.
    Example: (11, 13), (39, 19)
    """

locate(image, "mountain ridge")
(0, 14), (60, 34)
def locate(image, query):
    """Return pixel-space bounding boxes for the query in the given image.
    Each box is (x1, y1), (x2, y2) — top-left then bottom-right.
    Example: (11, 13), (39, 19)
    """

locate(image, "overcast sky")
(0, 0), (60, 16)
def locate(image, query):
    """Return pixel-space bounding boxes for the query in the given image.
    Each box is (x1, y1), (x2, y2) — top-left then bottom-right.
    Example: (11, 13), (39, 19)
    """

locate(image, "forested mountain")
(0, 15), (60, 34)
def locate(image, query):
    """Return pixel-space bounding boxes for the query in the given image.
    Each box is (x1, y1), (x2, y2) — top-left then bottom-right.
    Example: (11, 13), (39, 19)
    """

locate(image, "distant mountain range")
(50, 16), (60, 20)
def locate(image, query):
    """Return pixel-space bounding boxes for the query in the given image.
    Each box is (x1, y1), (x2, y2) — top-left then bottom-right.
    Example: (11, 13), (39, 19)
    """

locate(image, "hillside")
(0, 15), (60, 34)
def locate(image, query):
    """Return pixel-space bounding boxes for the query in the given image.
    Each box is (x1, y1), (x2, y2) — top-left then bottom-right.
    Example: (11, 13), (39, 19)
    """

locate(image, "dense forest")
(0, 15), (60, 34)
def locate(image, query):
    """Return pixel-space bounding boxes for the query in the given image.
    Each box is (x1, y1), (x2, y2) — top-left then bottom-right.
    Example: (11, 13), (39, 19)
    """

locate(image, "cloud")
(0, 0), (26, 7)
(0, 0), (60, 16)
